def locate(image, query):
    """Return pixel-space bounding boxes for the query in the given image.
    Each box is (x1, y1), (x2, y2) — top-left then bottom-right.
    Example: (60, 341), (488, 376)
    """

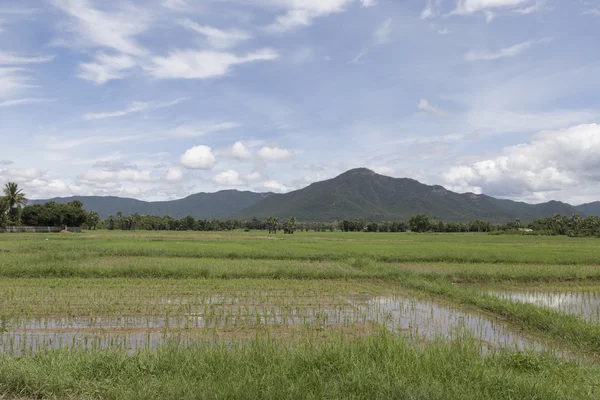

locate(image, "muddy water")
(490, 290), (600, 322)
(0, 294), (550, 355)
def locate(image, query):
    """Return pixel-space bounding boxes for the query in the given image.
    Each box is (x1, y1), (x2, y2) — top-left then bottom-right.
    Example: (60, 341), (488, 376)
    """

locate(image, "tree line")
(3, 182), (600, 237)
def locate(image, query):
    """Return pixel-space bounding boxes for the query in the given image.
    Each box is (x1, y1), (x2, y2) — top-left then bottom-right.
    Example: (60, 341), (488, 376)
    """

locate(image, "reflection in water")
(1, 294), (550, 355)
(490, 291), (600, 322)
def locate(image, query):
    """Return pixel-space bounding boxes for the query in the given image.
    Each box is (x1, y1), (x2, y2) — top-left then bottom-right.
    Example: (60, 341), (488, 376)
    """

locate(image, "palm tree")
(3, 182), (27, 209)
(3, 182), (27, 222)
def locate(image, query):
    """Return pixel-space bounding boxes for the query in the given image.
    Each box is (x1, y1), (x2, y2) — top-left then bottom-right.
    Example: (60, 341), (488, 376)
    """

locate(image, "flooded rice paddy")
(490, 289), (600, 322)
(1, 290), (550, 355)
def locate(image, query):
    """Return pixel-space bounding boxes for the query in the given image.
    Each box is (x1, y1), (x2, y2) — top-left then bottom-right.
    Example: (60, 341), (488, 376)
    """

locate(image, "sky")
(0, 0), (599, 204)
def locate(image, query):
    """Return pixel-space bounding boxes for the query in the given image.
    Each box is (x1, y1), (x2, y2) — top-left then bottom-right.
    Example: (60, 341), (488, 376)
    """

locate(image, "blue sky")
(1, 0), (599, 204)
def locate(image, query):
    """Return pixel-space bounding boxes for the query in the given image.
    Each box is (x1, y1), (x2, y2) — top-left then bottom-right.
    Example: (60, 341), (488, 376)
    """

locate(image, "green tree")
(285, 216), (297, 234)
(86, 211), (100, 230)
(2, 182), (27, 224)
(409, 214), (430, 233)
(266, 216), (279, 234)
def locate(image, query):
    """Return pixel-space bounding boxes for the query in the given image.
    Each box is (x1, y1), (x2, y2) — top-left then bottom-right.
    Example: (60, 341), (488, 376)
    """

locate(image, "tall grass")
(0, 333), (597, 400)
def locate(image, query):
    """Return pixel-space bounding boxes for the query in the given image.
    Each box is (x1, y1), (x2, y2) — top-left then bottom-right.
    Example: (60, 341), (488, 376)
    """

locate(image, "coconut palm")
(2, 182), (27, 224)
(3, 182), (27, 209)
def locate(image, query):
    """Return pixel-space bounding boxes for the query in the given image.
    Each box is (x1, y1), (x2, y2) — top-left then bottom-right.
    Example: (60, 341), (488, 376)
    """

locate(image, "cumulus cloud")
(372, 166), (394, 175)
(257, 146), (294, 161)
(231, 141), (252, 160)
(179, 19), (251, 49)
(263, 179), (292, 193)
(443, 124), (600, 201)
(147, 49), (278, 80)
(418, 99), (449, 117)
(78, 168), (153, 183)
(0, 167), (44, 182)
(213, 169), (261, 186)
(465, 38), (551, 61)
(361, 0), (377, 6)
(180, 145), (216, 169)
(213, 170), (246, 186)
(165, 166), (183, 182)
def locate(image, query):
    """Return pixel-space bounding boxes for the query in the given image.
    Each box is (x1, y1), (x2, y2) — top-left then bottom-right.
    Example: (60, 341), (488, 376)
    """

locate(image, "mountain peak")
(338, 168), (377, 177)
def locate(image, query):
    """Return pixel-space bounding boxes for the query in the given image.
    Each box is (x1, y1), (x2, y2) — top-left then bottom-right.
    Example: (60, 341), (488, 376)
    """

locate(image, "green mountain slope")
(575, 202), (600, 216)
(31, 169), (591, 223)
(31, 190), (271, 219)
(234, 168), (584, 222)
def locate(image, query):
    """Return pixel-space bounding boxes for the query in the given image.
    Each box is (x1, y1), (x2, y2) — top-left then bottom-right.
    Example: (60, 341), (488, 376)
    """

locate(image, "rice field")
(1, 230), (600, 399)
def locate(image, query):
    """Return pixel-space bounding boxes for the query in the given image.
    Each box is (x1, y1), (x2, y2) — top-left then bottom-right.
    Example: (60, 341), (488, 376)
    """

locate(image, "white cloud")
(147, 49), (279, 79)
(373, 18), (392, 45)
(361, 0), (377, 7)
(0, 167), (44, 182)
(163, 0), (188, 10)
(465, 38), (551, 61)
(180, 19), (251, 49)
(0, 98), (55, 107)
(78, 168), (153, 183)
(41, 122), (240, 151)
(443, 124), (600, 201)
(165, 166), (183, 182)
(421, 0), (442, 19)
(50, 0), (149, 56)
(0, 51), (54, 99)
(231, 141), (252, 160)
(79, 52), (137, 84)
(0, 67), (35, 99)
(372, 166), (394, 175)
(263, 179), (291, 193)
(257, 146), (294, 161)
(514, 0), (546, 14)
(418, 99), (449, 117)
(83, 98), (187, 120)
(0, 52), (55, 65)
(167, 122), (241, 138)
(213, 169), (261, 186)
(214, 170), (246, 186)
(265, 0), (352, 33)
(180, 145), (216, 169)
(454, 0), (530, 15)
(246, 171), (261, 181)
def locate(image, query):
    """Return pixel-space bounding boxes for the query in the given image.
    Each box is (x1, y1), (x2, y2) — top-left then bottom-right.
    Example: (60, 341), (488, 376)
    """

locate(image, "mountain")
(233, 168), (584, 223)
(575, 202), (600, 217)
(31, 190), (271, 219)
(31, 169), (592, 222)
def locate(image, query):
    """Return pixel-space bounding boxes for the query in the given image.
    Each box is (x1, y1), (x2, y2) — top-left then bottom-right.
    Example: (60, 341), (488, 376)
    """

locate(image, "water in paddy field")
(490, 290), (600, 323)
(0, 293), (552, 355)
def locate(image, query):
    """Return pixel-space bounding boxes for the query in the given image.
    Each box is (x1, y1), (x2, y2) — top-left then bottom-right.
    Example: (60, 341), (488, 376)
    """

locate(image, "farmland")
(1, 231), (600, 399)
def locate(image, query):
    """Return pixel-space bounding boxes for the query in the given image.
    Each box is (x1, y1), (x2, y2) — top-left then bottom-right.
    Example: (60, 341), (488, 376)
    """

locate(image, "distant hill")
(31, 169), (594, 222)
(233, 168), (584, 223)
(31, 190), (271, 219)
(575, 202), (600, 217)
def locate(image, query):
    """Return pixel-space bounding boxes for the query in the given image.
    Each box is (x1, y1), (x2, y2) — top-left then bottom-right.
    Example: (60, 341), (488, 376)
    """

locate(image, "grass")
(1, 230), (600, 399)
(1, 333), (598, 400)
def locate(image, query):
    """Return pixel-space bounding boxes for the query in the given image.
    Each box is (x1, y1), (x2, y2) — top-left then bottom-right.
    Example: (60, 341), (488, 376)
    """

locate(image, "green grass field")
(1, 231), (600, 399)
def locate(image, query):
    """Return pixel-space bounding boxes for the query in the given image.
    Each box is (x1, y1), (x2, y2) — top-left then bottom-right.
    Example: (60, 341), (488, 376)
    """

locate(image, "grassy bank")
(1, 333), (598, 400)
